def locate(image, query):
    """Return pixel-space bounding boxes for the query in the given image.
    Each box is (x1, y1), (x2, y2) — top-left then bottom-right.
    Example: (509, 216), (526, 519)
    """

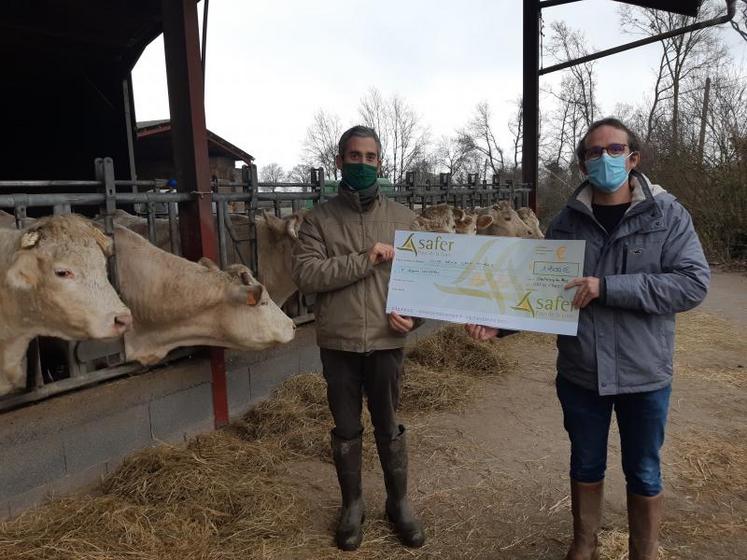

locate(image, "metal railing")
(0, 158), (531, 411)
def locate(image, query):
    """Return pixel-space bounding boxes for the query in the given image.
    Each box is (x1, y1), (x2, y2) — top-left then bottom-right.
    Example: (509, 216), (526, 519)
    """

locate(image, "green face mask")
(342, 163), (378, 190)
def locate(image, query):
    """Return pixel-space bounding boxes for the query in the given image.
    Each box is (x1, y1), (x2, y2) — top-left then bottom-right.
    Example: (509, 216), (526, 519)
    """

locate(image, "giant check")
(386, 231), (586, 336)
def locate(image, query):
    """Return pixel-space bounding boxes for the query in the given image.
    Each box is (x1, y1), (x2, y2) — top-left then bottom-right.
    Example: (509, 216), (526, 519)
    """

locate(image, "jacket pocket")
(659, 315), (676, 366)
(314, 294), (330, 332)
(557, 309), (597, 375)
(616, 311), (670, 387)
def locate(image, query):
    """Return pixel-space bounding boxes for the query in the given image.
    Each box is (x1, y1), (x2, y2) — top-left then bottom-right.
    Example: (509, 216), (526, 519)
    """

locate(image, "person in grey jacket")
(466, 118), (709, 560)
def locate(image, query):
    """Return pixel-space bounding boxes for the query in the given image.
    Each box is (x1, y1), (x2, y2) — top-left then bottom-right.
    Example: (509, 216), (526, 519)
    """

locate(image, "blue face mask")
(585, 153), (632, 193)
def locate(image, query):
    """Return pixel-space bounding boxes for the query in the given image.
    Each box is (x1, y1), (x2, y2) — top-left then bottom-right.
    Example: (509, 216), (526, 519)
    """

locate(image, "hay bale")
(103, 431), (281, 507)
(235, 373), (386, 468)
(101, 430), (307, 556)
(400, 360), (476, 414)
(235, 373), (332, 460)
(407, 325), (512, 377)
(0, 495), (214, 560)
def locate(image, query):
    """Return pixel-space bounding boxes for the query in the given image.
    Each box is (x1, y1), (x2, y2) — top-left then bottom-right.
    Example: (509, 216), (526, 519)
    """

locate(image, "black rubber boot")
(331, 431), (365, 551)
(375, 425), (425, 548)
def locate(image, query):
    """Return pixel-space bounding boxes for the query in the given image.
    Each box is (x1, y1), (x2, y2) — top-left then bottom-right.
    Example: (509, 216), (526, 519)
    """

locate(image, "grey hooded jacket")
(546, 170), (710, 395)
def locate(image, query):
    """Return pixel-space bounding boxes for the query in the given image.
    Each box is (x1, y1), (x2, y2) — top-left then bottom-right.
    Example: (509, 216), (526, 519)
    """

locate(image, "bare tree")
(730, 0), (747, 42)
(434, 135), (474, 180)
(458, 101), (505, 178)
(358, 89), (429, 183)
(389, 95), (430, 183)
(302, 110), (343, 180)
(260, 162), (285, 184)
(620, 1), (727, 149)
(286, 163), (314, 184)
(358, 87), (390, 175)
(543, 73), (593, 169)
(540, 21), (601, 170)
(547, 22), (599, 128)
(695, 70), (747, 166)
(508, 96), (523, 176)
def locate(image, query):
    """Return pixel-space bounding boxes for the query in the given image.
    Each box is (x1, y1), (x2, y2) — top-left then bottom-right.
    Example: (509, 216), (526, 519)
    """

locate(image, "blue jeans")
(556, 375), (671, 497)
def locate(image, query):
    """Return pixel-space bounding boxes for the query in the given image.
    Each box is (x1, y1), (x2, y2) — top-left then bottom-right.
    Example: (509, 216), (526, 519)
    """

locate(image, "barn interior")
(0, 1), (162, 183)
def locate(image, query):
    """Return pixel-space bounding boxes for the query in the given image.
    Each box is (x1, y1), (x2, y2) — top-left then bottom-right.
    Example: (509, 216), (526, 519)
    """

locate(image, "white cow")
(101, 209), (305, 307)
(0, 215), (132, 395)
(225, 210), (305, 307)
(517, 207), (545, 239)
(476, 202), (540, 238)
(111, 225), (295, 365)
(412, 204), (494, 235)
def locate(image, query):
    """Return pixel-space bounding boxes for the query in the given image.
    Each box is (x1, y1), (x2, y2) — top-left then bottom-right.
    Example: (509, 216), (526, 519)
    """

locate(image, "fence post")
(95, 158), (120, 292)
(216, 199), (228, 269)
(168, 194), (180, 255)
(440, 173), (451, 206)
(13, 204), (27, 229)
(311, 167), (326, 206)
(506, 178), (515, 208)
(406, 171), (416, 211)
(246, 163), (260, 276)
(26, 339), (44, 390)
(467, 173), (478, 209)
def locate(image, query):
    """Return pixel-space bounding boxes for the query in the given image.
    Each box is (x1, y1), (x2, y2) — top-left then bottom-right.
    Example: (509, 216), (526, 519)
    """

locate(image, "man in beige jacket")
(292, 125), (425, 551)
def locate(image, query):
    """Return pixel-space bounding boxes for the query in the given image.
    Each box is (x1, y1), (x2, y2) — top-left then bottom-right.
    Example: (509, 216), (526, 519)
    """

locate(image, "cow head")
(199, 258), (296, 351)
(411, 216), (453, 233)
(517, 207), (544, 239)
(476, 203), (536, 238)
(5, 215), (132, 340)
(454, 212), (478, 235)
(262, 210), (305, 243)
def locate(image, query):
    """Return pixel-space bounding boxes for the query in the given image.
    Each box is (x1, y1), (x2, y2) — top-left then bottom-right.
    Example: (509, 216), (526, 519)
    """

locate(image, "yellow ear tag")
(20, 231), (40, 249)
(246, 290), (258, 306)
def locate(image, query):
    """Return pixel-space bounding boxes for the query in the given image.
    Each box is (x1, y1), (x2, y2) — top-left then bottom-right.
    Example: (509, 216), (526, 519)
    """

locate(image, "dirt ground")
(279, 271), (747, 559)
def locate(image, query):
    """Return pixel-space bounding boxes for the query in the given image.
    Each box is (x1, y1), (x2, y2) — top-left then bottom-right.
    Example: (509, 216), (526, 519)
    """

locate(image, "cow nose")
(114, 312), (133, 332)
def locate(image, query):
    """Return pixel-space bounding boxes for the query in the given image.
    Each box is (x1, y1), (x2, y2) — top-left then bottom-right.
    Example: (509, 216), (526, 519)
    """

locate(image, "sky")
(131, 0), (747, 172)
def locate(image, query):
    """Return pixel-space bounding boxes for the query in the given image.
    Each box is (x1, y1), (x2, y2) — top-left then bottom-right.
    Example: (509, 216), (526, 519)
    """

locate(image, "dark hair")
(338, 125), (382, 158)
(575, 117), (642, 164)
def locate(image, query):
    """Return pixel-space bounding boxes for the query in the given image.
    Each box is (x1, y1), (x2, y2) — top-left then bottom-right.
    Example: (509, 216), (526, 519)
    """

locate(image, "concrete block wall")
(0, 321), (442, 519)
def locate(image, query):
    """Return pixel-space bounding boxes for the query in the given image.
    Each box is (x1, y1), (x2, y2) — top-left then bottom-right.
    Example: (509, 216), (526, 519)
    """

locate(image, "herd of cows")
(0, 201), (543, 397)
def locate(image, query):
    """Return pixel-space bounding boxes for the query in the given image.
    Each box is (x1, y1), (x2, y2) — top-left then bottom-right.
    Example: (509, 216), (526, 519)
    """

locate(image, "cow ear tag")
(20, 231), (40, 249)
(246, 284), (263, 306)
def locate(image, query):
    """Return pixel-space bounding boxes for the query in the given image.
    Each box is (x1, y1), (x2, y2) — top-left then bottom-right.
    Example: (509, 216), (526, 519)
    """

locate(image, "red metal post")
(161, 0), (229, 428)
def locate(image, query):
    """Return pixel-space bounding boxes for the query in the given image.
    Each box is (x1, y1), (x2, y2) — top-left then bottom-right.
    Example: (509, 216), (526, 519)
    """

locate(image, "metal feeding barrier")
(0, 157), (531, 412)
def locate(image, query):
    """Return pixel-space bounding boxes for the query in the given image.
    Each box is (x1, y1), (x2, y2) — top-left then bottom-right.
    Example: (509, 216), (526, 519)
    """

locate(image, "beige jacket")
(292, 187), (416, 352)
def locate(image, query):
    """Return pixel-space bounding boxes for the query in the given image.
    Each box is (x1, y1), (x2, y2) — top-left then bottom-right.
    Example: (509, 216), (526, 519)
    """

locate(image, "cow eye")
(55, 269), (74, 279)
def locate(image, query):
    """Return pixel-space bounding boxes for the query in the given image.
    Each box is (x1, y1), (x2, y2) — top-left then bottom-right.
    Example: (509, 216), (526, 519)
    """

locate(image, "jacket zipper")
(361, 211), (368, 353)
(622, 243), (628, 274)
